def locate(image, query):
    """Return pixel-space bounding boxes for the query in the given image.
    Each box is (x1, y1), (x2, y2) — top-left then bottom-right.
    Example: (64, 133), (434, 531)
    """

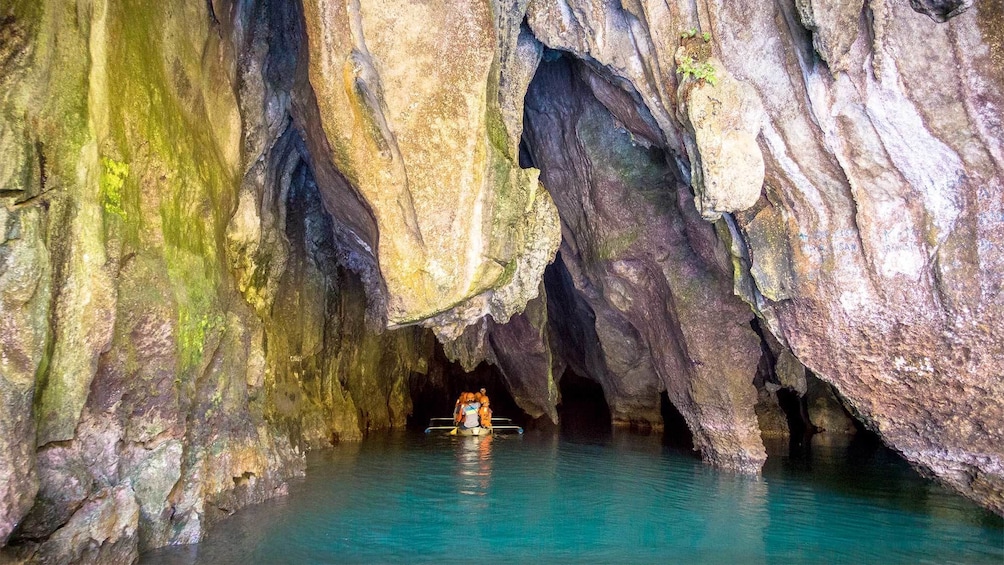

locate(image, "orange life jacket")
(478, 404), (492, 429)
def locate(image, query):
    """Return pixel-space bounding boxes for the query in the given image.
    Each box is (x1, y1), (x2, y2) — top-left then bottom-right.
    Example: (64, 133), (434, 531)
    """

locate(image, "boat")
(451, 425), (491, 436)
(424, 417), (524, 435)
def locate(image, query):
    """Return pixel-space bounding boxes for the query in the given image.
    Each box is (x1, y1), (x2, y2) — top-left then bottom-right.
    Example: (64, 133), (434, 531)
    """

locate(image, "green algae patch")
(597, 229), (640, 261)
(486, 108), (511, 159)
(91, 0), (242, 381)
(100, 157), (128, 218)
(178, 310), (225, 373)
(166, 247), (225, 375)
(575, 105), (671, 215)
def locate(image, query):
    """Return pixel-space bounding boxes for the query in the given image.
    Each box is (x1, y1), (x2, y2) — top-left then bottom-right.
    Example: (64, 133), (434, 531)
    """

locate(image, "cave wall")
(522, 55), (765, 471)
(521, 0), (1003, 513)
(1, 0), (275, 555)
(0, 0), (433, 559)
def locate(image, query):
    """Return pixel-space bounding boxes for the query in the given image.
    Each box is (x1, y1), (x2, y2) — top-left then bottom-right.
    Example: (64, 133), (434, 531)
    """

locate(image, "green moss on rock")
(99, 157), (128, 219)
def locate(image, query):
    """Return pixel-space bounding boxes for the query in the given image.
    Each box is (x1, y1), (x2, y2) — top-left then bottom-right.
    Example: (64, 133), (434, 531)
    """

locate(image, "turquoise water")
(144, 431), (1003, 564)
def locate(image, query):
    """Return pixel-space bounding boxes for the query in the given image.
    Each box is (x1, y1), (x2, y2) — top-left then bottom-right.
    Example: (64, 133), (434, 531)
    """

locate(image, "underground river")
(142, 430), (1003, 564)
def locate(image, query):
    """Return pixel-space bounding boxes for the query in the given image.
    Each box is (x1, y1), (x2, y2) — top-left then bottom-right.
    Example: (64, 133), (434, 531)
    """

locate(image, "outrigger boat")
(424, 417), (524, 435)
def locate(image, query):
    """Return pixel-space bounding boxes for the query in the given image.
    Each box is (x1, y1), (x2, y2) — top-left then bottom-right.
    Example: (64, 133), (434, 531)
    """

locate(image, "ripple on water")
(142, 431), (1004, 565)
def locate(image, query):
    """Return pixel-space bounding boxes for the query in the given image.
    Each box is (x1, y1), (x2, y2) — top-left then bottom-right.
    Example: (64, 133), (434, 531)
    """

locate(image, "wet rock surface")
(0, 0), (434, 560)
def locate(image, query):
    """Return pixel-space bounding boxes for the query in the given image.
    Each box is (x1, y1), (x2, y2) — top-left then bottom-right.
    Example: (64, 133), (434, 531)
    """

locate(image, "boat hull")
(424, 418), (521, 434)
(451, 426), (492, 436)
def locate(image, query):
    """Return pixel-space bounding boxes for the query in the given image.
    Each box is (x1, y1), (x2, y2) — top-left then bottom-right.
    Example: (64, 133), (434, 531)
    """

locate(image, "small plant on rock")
(702, 31), (711, 42)
(676, 56), (718, 87)
(680, 28), (698, 39)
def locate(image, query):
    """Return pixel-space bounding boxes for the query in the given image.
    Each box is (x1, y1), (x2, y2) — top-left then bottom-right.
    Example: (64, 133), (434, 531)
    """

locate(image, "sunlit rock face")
(0, 0), (431, 560)
(298, 0), (560, 334)
(0, 0), (306, 557)
(675, 52), (766, 222)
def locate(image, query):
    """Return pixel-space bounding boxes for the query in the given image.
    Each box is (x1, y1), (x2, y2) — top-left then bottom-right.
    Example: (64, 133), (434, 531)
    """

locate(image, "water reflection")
(455, 435), (493, 497)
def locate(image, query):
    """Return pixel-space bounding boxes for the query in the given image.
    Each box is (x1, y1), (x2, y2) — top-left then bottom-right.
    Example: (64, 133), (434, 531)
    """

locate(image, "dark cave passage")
(776, 388), (810, 439)
(557, 371), (612, 440)
(660, 392), (695, 451)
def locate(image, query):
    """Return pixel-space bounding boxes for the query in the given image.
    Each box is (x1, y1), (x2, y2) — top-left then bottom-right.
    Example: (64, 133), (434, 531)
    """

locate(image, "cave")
(521, 48), (762, 459)
(557, 371), (612, 440)
(2, 0), (1002, 561)
(406, 342), (523, 431)
(660, 392), (695, 451)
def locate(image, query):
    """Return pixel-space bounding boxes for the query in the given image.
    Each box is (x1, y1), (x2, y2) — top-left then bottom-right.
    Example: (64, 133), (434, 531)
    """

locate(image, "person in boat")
(454, 391), (475, 424)
(459, 394), (482, 430)
(478, 397), (492, 431)
(454, 392), (467, 424)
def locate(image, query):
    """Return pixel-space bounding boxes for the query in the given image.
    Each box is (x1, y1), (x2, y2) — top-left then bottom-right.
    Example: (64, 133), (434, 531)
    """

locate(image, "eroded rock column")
(524, 56), (766, 472)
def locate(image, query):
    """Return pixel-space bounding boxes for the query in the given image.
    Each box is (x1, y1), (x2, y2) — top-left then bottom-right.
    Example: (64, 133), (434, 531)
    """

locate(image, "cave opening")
(406, 341), (525, 431)
(557, 371), (612, 440)
(268, 124), (536, 438)
(776, 387), (811, 444)
(660, 392), (695, 451)
(525, 49), (700, 443)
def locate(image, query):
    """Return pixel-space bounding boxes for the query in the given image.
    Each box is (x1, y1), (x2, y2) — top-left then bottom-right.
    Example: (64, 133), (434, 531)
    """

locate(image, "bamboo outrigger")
(424, 417), (524, 435)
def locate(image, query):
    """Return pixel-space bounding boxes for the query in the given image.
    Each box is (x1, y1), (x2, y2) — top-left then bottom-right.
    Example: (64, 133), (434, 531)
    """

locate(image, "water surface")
(144, 431), (1003, 564)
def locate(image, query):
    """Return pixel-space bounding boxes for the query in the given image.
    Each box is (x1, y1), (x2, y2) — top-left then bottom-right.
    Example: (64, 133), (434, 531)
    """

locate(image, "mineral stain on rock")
(0, 0), (1002, 560)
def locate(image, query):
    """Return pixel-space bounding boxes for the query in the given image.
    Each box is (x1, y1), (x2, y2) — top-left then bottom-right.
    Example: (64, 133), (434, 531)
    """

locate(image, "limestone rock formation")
(298, 0), (560, 334)
(0, 0), (435, 560)
(1, 0), (1003, 559)
(523, 56), (765, 471)
(676, 52), (766, 221)
(0, 206), (47, 545)
(794, 0), (865, 72)
(525, 0), (1004, 515)
(29, 484), (139, 564)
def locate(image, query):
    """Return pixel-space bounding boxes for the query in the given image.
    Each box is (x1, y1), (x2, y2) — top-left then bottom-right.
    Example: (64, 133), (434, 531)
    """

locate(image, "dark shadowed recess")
(749, 316), (872, 456)
(557, 371), (612, 442)
(660, 392), (695, 451)
(908, 0), (974, 22)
